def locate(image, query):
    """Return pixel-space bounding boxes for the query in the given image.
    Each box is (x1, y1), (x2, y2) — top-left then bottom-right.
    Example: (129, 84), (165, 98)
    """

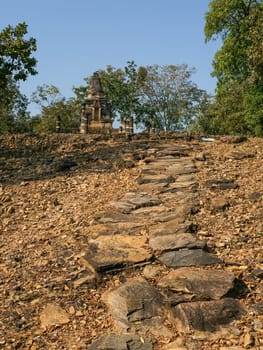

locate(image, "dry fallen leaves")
(0, 134), (262, 349)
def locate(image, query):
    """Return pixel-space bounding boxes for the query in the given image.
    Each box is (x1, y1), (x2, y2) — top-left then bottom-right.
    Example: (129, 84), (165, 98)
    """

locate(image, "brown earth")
(0, 133), (262, 349)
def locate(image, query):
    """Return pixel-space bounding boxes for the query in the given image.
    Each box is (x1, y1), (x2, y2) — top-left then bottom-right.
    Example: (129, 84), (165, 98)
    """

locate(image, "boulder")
(102, 277), (172, 336)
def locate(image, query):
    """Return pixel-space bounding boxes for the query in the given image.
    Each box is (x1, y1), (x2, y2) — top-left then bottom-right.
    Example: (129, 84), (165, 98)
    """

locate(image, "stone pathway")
(83, 143), (245, 349)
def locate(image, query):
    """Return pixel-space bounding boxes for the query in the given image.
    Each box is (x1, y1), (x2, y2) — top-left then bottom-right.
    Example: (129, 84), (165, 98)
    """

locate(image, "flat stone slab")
(158, 192), (200, 216)
(90, 211), (143, 224)
(137, 174), (175, 185)
(141, 157), (183, 173)
(111, 191), (162, 213)
(172, 298), (243, 332)
(158, 268), (235, 300)
(159, 249), (222, 267)
(156, 149), (189, 157)
(149, 233), (206, 252)
(170, 174), (198, 190)
(206, 179), (239, 190)
(132, 207), (185, 224)
(87, 334), (153, 350)
(165, 158), (198, 176)
(85, 235), (152, 272)
(88, 222), (145, 239)
(151, 156), (180, 164)
(102, 277), (172, 336)
(148, 218), (195, 238)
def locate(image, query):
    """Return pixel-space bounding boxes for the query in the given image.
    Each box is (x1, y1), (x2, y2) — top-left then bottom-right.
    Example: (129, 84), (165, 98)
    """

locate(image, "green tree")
(0, 22), (37, 133)
(0, 77), (29, 133)
(204, 0), (263, 135)
(98, 61), (145, 123)
(138, 64), (207, 131)
(31, 84), (80, 132)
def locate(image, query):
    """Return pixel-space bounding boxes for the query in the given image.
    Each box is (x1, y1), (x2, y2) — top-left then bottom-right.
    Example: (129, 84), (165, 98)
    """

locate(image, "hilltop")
(0, 133), (262, 349)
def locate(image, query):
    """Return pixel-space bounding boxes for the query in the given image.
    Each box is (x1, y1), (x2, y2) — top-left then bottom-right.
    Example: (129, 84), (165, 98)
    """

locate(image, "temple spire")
(80, 71), (112, 134)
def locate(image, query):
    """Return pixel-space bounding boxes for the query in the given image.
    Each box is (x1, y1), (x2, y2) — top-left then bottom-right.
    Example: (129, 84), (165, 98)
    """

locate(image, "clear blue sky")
(2, 0), (220, 115)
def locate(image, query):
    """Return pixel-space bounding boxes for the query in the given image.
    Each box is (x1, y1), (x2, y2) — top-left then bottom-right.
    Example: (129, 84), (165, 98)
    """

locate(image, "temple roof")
(89, 71), (103, 94)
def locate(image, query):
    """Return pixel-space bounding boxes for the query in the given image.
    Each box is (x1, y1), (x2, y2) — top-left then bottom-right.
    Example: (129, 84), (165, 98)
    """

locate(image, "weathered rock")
(102, 277), (172, 336)
(141, 157), (194, 175)
(132, 205), (171, 218)
(194, 152), (207, 161)
(248, 191), (261, 202)
(88, 222), (145, 239)
(175, 173), (197, 182)
(220, 135), (247, 143)
(172, 174), (197, 187)
(90, 211), (142, 224)
(137, 174), (175, 185)
(54, 158), (77, 172)
(151, 156), (179, 164)
(172, 298), (243, 332)
(87, 334), (153, 350)
(211, 197), (230, 212)
(165, 158), (198, 176)
(206, 179), (239, 190)
(72, 271), (97, 288)
(85, 235), (152, 272)
(149, 233), (206, 252)
(150, 212), (183, 223)
(132, 207), (184, 225)
(158, 192), (200, 215)
(40, 303), (70, 329)
(142, 264), (167, 279)
(226, 151), (254, 160)
(156, 150), (189, 158)
(158, 268), (235, 300)
(159, 249), (222, 267)
(149, 218), (195, 238)
(111, 191), (162, 213)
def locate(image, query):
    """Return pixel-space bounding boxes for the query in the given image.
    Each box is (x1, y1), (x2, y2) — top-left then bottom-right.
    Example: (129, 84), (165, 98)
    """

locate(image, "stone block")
(159, 249), (222, 267)
(85, 235), (152, 272)
(171, 298), (243, 332)
(158, 268), (235, 300)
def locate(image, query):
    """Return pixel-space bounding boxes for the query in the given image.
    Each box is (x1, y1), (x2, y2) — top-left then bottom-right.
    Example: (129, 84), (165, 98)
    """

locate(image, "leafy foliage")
(95, 62), (206, 132)
(138, 64), (207, 131)
(0, 22), (37, 133)
(98, 61), (145, 123)
(31, 85), (80, 133)
(201, 0), (263, 136)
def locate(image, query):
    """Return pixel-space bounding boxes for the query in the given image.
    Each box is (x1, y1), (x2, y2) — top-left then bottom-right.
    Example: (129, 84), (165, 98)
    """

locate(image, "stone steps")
(84, 143), (246, 349)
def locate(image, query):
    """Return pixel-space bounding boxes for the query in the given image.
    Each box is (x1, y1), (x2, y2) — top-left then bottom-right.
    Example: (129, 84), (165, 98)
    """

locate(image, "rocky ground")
(0, 133), (262, 349)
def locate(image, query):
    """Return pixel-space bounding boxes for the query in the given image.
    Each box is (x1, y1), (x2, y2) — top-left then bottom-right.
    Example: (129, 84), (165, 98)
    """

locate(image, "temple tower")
(80, 72), (112, 134)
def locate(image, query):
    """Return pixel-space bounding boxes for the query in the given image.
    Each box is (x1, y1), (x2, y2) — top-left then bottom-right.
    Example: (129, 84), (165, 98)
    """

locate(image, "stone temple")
(80, 72), (112, 133)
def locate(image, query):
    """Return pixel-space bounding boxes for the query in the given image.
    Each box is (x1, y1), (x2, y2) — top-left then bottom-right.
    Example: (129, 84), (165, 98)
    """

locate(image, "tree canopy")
(96, 62), (207, 132)
(201, 0), (263, 136)
(137, 64), (207, 131)
(0, 22), (37, 133)
(31, 84), (80, 133)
